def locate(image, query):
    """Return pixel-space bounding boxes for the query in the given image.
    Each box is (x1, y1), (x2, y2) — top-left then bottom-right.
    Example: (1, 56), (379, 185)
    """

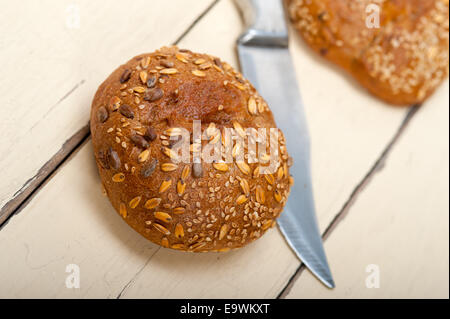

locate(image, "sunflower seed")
(144, 87), (164, 102)
(119, 104), (134, 119)
(154, 211), (172, 223)
(141, 159), (158, 178)
(143, 127), (157, 142)
(192, 163), (203, 178)
(97, 106), (109, 123)
(130, 134), (150, 149)
(108, 148), (121, 170)
(120, 69), (132, 83)
(146, 75), (157, 88)
(129, 196), (142, 209)
(153, 223), (170, 235)
(109, 96), (121, 111)
(213, 57), (222, 68)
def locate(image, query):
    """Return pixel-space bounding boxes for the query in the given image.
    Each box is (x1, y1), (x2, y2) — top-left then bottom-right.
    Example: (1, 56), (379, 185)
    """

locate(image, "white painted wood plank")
(0, 0), (215, 212)
(286, 81), (449, 299)
(0, 0), (426, 298)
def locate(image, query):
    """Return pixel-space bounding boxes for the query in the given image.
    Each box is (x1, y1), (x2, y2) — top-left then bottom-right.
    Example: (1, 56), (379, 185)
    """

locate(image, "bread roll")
(90, 46), (292, 252)
(288, 0), (449, 106)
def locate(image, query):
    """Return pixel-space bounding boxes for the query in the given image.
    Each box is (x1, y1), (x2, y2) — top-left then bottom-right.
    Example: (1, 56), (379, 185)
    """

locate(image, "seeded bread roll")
(288, 0), (449, 106)
(90, 46), (292, 252)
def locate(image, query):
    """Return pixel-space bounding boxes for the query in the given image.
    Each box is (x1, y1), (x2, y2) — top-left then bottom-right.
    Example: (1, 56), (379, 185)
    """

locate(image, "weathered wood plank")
(286, 81), (449, 298)
(0, 0), (216, 224)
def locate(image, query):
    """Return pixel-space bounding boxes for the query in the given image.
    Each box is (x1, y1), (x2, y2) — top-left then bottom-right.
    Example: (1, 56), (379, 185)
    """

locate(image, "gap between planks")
(277, 105), (421, 299)
(0, 0), (222, 230)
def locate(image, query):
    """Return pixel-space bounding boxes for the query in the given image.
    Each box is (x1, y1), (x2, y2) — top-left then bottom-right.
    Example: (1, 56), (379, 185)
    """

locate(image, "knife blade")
(235, 0), (335, 289)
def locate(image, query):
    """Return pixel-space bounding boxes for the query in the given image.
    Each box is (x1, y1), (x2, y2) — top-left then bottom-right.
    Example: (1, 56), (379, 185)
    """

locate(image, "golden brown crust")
(90, 46), (292, 252)
(288, 0), (449, 105)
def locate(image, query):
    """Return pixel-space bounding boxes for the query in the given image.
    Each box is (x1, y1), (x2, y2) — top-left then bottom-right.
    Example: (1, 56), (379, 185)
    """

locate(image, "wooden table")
(0, 0), (448, 299)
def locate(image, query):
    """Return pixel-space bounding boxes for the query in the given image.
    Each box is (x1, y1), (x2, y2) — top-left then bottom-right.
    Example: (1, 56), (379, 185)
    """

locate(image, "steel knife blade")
(235, 0), (335, 288)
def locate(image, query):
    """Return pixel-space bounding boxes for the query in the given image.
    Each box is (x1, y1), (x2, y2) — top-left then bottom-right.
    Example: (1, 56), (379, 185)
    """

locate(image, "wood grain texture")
(0, 0), (216, 223)
(286, 81), (449, 299)
(0, 0), (444, 298)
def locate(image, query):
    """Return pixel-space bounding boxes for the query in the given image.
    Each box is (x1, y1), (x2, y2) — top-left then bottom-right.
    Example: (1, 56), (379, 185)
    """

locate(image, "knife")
(235, 0), (335, 288)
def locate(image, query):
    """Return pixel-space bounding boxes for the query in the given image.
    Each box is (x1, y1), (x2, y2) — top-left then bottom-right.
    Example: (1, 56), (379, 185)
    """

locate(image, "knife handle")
(235, 0), (289, 47)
